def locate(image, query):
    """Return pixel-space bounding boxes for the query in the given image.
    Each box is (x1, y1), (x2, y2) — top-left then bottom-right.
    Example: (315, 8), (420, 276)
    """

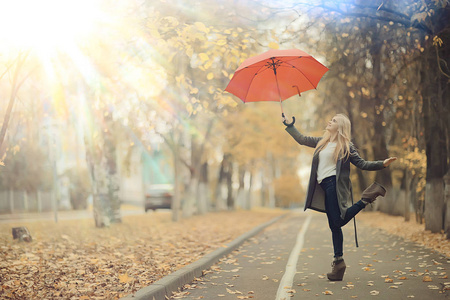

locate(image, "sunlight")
(0, 0), (102, 54)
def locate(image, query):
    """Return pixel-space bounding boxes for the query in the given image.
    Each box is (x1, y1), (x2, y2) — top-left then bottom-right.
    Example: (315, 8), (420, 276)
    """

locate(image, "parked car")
(144, 184), (173, 212)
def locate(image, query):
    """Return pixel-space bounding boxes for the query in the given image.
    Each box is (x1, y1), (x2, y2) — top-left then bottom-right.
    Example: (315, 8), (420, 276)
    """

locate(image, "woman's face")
(326, 116), (339, 133)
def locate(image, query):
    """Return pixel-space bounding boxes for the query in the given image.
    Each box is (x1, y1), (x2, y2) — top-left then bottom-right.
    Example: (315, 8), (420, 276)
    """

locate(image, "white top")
(317, 142), (337, 183)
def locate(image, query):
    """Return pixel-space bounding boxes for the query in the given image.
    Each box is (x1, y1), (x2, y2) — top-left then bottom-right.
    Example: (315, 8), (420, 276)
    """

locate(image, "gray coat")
(286, 125), (385, 219)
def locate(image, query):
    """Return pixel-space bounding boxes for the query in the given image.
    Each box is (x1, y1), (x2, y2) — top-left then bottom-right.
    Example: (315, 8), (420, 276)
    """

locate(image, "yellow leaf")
(118, 273), (133, 283)
(207, 73), (214, 80)
(204, 60), (213, 70)
(194, 22), (209, 33)
(199, 53), (209, 62)
(216, 39), (227, 46)
(268, 42), (279, 49)
(186, 103), (193, 115)
(423, 276), (433, 282)
(150, 28), (161, 39)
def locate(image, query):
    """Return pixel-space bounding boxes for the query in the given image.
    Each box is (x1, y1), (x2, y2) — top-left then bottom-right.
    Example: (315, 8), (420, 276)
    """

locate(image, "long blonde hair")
(315, 114), (351, 162)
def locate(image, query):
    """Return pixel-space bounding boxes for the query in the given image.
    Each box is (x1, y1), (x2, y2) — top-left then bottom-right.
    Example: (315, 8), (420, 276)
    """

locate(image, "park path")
(171, 211), (450, 299)
(0, 204), (146, 223)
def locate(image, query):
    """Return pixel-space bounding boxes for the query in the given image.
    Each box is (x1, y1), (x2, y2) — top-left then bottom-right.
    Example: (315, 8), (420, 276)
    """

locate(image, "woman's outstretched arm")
(383, 157), (397, 167)
(349, 147), (387, 170)
(283, 120), (321, 148)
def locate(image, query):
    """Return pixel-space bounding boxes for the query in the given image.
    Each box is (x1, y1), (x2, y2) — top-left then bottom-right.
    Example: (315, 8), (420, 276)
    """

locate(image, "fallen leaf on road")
(302, 289), (311, 292)
(428, 285), (439, 290)
(323, 290), (333, 295)
(398, 276), (408, 280)
(389, 286), (399, 289)
(385, 278), (393, 283)
(118, 273), (133, 283)
(262, 275), (269, 281)
(423, 276), (433, 282)
(370, 290), (380, 296)
(224, 259), (237, 264)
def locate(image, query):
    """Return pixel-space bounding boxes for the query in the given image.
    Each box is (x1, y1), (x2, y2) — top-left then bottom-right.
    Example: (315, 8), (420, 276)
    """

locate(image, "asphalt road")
(171, 211), (450, 300)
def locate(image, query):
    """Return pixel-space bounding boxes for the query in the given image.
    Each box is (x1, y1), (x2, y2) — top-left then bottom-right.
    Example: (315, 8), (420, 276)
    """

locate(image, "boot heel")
(327, 260), (346, 281)
(335, 265), (346, 281)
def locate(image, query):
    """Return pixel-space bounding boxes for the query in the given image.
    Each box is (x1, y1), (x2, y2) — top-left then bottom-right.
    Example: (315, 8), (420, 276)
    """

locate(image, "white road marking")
(275, 213), (312, 300)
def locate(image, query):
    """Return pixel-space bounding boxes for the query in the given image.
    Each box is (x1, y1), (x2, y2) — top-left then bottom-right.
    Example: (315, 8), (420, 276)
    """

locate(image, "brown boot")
(327, 259), (346, 281)
(361, 182), (386, 204)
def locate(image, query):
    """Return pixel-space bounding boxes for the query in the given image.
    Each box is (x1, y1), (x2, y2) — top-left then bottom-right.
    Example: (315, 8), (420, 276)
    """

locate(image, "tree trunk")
(421, 46), (448, 233)
(444, 172), (450, 239)
(183, 177), (198, 217)
(85, 113), (120, 227)
(172, 136), (181, 222)
(402, 169), (410, 221)
(236, 165), (246, 209)
(369, 44), (392, 188)
(226, 161), (233, 209)
(246, 171), (253, 210)
(197, 162), (209, 214)
(214, 153), (229, 211)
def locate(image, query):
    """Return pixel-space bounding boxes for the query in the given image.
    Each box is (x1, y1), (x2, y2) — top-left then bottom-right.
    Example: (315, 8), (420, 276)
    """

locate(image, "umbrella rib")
(283, 58), (318, 89)
(242, 64), (270, 102)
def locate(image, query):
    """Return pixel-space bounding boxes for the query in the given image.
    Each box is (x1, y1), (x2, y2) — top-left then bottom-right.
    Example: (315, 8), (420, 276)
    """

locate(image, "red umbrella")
(225, 49), (328, 121)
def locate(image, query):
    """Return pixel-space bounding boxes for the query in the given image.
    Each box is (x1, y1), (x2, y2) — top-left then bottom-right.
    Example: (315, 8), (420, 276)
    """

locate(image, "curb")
(121, 213), (287, 300)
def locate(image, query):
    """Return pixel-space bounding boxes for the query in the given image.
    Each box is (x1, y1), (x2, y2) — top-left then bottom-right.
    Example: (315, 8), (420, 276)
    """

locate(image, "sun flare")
(0, 0), (102, 54)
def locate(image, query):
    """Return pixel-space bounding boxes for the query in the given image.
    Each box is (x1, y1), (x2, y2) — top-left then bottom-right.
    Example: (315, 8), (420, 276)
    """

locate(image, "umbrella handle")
(282, 115), (296, 127)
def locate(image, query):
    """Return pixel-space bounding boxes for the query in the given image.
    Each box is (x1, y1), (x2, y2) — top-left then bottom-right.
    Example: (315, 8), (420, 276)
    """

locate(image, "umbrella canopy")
(225, 49), (328, 109)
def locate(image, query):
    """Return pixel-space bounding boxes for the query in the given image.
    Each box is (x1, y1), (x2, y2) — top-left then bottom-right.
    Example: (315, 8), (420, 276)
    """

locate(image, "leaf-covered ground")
(0, 208), (284, 299)
(359, 211), (450, 257)
(2, 209), (449, 299)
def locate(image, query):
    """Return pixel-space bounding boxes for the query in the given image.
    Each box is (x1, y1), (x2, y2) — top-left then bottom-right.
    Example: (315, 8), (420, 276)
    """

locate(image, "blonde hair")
(315, 114), (351, 162)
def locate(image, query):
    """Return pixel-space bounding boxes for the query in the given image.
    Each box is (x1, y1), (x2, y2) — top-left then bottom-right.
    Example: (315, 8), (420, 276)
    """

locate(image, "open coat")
(286, 125), (385, 220)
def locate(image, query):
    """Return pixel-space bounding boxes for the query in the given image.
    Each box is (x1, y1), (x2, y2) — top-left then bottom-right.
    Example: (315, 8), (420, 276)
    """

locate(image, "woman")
(283, 114), (397, 281)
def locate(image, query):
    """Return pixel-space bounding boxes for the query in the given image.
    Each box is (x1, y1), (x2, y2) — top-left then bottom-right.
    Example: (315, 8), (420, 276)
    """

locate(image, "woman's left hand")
(383, 157), (397, 167)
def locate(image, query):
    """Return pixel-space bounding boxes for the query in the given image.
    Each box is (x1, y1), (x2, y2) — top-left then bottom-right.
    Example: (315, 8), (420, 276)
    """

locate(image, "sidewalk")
(169, 211), (450, 299)
(0, 203), (144, 223)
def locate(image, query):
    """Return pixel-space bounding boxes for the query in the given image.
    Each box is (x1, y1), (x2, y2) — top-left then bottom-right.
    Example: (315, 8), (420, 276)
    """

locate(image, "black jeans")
(319, 176), (366, 258)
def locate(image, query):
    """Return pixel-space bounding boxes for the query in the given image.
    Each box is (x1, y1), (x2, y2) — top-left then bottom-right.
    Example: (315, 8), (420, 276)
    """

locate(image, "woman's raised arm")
(283, 120), (321, 148)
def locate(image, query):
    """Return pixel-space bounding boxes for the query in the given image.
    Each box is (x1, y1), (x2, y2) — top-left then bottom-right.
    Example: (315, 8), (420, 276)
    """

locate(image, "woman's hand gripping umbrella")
(225, 49), (329, 123)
